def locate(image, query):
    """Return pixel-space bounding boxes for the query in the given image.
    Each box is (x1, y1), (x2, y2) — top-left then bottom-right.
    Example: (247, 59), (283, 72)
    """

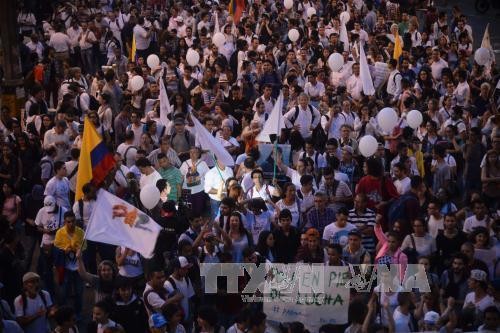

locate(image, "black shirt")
(273, 226), (300, 264)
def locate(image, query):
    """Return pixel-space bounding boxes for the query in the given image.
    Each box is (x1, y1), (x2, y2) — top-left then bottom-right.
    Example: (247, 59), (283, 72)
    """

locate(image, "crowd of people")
(0, 0), (499, 332)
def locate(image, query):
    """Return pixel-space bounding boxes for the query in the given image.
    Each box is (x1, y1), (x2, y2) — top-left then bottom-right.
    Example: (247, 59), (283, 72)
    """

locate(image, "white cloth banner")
(159, 68), (173, 128)
(191, 112), (235, 167)
(263, 266), (350, 332)
(359, 41), (375, 96)
(86, 190), (161, 258)
(256, 93), (284, 143)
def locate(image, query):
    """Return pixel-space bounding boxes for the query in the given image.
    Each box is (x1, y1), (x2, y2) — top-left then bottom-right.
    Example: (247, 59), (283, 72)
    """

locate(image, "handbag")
(402, 234), (419, 264)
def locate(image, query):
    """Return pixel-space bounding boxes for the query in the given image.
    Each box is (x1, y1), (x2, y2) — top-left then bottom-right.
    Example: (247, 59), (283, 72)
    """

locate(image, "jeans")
(61, 270), (83, 316)
(80, 48), (94, 75)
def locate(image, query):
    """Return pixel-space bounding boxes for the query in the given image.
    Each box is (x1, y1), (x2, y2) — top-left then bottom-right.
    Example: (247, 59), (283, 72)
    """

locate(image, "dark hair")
(54, 161), (66, 173)
(256, 230), (274, 258)
(135, 157), (152, 167)
(410, 175), (423, 189)
(64, 211), (76, 220)
(365, 158), (383, 177)
(249, 311), (266, 329)
(198, 306), (219, 327)
(348, 300), (368, 324)
(125, 130), (135, 141)
(337, 207), (349, 216)
(327, 243), (343, 254)
(54, 306), (75, 325)
(94, 300), (111, 314)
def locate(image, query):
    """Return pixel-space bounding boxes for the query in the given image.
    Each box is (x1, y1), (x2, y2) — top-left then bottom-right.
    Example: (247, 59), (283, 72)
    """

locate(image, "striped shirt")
(348, 208), (376, 254)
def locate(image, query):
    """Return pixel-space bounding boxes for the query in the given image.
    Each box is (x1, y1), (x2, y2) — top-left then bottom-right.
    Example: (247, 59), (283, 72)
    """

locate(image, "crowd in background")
(0, 0), (499, 332)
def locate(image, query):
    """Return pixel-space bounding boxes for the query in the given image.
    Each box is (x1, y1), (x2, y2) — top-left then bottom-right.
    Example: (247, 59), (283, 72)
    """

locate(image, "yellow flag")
(393, 32), (402, 60)
(130, 35), (136, 62)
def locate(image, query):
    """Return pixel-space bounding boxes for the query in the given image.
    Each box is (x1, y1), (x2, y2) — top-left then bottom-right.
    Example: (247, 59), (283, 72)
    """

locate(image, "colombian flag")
(75, 117), (116, 201)
(393, 31), (402, 61)
(229, 0), (245, 24)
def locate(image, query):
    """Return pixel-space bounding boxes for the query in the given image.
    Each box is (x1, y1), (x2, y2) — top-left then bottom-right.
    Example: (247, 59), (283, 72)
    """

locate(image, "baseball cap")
(173, 256), (193, 269)
(150, 313), (167, 328)
(174, 117), (185, 125)
(23, 272), (40, 283)
(424, 311), (440, 325)
(470, 269), (487, 282)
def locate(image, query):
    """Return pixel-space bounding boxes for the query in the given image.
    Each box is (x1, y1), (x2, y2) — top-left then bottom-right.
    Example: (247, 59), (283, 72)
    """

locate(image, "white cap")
(44, 195), (56, 208)
(424, 311), (440, 325)
(470, 269), (487, 282)
(175, 16), (184, 23)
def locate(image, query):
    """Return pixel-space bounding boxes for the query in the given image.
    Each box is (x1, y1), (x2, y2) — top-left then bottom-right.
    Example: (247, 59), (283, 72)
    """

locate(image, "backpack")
(33, 158), (54, 184)
(20, 291), (48, 316)
(143, 288), (167, 313)
(387, 193), (418, 227)
(290, 105), (317, 126)
(76, 93), (100, 114)
(166, 276), (191, 291)
(402, 234), (419, 264)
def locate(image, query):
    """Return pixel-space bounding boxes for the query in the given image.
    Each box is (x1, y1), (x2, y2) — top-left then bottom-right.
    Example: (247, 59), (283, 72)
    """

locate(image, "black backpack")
(76, 93), (100, 114)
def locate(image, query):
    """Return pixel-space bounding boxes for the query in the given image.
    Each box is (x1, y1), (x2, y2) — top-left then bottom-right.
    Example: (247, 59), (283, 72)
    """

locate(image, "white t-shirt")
(401, 233), (436, 256)
(139, 170), (163, 190)
(394, 177), (411, 195)
(463, 292), (495, 312)
(44, 177), (71, 209)
(245, 211), (273, 244)
(164, 276), (195, 319)
(393, 307), (412, 333)
(463, 216), (489, 233)
(428, 215), (444, 239)
(322, 222), (357, 246)
(204, 166), (234, 201)
(35, 206), (67, 246)
(14, 291), (53, 333)
(180, 159), (210, 194)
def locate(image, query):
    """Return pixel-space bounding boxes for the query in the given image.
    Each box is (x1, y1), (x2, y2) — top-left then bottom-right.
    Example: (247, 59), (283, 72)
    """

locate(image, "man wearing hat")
(164, 256), (195, 331)
(13, 272), (54, 333)
(170, 115), (196, 162)
(464, 269), (495, 313)
(150, 313), (168, 333)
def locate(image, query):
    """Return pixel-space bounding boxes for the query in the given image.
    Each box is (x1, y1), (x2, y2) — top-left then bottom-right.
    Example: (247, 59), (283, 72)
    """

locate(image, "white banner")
(263, 266), (350, 332)
(86, 190), (161, 258)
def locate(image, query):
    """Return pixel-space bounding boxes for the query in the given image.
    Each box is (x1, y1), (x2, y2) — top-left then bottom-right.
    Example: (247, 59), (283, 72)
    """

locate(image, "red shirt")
(356, 175), (399, 210)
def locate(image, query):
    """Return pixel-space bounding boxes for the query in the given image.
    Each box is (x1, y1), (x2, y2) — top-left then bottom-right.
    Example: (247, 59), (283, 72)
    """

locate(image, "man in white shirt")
(303, 72), (325, 108)
(322, 105), (347, 140)
(463, 200), (490, 233)
(252, 84), (275, 114)
(26, 34), (44, 61)
(351, 22), (369, 44)
(136, 157), (162, 190)
(346, 63), (363, 101)
(133, 17), (152, 59)
(204, 161), (234, 220)
(393, 162), (411, 195)
(386, 59), (402, 104)
(430, 49), (448, 82)
(43, 120), (71, 162)
(78, 21), (97, 75)
(284, 93), (321, 140)
(164, 257), (195, 327)
(65, 148), (79, 196)
(44, 161), (71, 209)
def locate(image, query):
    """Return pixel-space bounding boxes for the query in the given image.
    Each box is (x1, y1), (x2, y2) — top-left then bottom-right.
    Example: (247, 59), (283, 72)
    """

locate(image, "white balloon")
(212, 32), (226, 47)
(288, 29), (300, 42)
(340, 11), (350, 25)
(359, 135), (378, 157)
(474, 47), (491, 66)
(186, 49), (200, 66)
(284, 0), (293, 9)
(307, 7), (316, 18)
(406, 110), (423, 129)
(146, 54), (160, 69)
(130, 75), (144, 91)
(328, 53), (344, 72)
(140, 184), (161, 210)
(377, 107), (399, 133)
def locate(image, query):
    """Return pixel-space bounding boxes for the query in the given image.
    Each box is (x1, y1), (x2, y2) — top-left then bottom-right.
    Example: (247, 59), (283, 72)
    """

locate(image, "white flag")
(359, 41), (375, 96)
(159, 68), (173, 128)
(481, 23), (491, 49)
(86, 190), (161, 258)
(340, 23), (349, 53)
(215, 12), (220, 33)
(257, 93), (284, 143)
(190, 112), (235, 167)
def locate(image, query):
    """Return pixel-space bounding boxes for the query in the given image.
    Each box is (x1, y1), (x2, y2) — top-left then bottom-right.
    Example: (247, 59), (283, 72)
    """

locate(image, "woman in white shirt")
(401, 218), (437, 257)
(115, 247), (144, 288)
(97, 92), (113, 133)
(275, 183), (303, 228)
